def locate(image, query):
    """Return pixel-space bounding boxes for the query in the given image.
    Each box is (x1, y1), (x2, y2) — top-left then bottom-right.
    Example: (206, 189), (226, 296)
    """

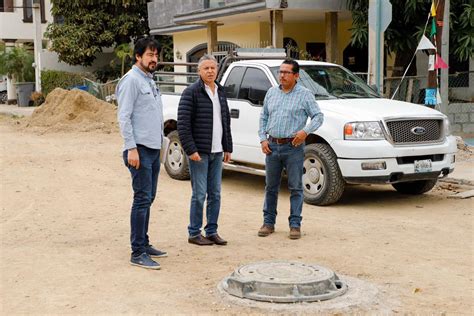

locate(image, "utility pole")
(32, 0), (42, 92)
(4, 40), (17, 104)
(440, 0), (449, 115)
(367, 0), (392, 95)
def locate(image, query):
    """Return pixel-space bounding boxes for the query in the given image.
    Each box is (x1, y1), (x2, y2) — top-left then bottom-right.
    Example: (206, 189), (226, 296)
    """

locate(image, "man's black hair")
(133, 37), (161, 63)
(282, 58), (300, 74)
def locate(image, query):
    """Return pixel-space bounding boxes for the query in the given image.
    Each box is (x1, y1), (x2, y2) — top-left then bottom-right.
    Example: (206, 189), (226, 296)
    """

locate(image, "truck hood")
(318, 98), (446, 121)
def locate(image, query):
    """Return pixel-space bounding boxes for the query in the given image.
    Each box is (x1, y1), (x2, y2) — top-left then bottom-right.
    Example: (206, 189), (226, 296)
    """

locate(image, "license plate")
(414, 159), (432, 173)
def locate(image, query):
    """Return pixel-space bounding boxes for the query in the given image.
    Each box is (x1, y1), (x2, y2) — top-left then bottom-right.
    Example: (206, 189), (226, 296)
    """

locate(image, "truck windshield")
(270, 66), (380, 100)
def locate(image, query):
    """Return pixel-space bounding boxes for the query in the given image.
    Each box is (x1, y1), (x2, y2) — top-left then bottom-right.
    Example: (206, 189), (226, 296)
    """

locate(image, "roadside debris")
(456, 136), (473, 152)
(26, 88), (118, 133)
(447, 190), (474, 199)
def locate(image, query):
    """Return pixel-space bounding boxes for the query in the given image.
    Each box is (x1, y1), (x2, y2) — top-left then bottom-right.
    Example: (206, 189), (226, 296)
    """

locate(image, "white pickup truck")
(160, 58), (457, 205)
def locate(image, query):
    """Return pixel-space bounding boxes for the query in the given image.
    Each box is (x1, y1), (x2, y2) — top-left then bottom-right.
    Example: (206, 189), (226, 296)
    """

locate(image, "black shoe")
(188, 234), (214, 246)
(206, 234), (228, 245)
(130, 253), (161, 270)
(146, 245), (168, 258)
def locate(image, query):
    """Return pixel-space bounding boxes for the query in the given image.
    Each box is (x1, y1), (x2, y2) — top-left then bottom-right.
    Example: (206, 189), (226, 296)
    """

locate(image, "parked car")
(159, 56), (457, 205)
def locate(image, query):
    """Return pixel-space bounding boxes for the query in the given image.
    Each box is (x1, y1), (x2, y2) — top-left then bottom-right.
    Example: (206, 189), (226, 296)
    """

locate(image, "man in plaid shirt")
(258, 58), (324, 240)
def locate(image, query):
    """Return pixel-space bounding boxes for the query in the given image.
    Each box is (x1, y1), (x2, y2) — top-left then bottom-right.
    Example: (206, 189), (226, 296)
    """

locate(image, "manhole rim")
(221, 260), (349, 303)
(232, 260), (339, 284)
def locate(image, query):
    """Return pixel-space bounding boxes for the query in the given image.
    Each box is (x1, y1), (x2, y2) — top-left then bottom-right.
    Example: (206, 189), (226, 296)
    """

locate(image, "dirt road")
(1, 117), (472, 314)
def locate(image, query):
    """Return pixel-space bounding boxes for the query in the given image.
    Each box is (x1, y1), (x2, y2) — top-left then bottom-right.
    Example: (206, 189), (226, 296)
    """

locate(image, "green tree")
(450, 1), (474, 62)
(158, 35), (174, 63)
(346, 0), (474, 75)
(45, 0), (149, 66)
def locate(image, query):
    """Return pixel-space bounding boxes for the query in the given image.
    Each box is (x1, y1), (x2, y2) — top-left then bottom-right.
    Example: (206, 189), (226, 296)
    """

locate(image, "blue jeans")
(123, 145), (161, 256)
(188, 152), (223, 237)
(263, 142), (304, 228)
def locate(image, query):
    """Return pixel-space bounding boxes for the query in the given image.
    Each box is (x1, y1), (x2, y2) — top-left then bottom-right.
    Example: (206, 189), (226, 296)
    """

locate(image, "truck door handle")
(230, 109), (240, 118)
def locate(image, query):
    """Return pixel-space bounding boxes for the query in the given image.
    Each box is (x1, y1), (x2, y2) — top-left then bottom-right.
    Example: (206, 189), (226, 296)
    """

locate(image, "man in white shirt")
(177, 54), (233, 246)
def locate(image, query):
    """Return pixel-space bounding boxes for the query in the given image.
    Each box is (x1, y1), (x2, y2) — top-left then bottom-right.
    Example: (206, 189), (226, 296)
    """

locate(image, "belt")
(268, 136), (294, 144)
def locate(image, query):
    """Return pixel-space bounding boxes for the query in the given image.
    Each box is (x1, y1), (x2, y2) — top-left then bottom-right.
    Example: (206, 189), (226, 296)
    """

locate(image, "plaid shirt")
(258, 83), (324, 142)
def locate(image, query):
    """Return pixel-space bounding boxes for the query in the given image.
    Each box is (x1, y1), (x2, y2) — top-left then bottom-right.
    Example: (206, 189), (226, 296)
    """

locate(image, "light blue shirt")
(258, 83), (324, 142)
(116, 65), (164, 150)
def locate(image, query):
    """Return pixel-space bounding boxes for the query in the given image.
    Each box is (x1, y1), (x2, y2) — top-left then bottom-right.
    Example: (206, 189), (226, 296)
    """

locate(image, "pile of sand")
(26, 88), (118, 133)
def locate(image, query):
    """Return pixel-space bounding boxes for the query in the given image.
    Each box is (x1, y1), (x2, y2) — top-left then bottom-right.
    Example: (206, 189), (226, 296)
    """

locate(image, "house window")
(1, 0), (14, 12)
(307, 42), (327, 62)
(186, 41), (239, 82)
(23, 0), (46, 23)
(284, 37), (299, 59)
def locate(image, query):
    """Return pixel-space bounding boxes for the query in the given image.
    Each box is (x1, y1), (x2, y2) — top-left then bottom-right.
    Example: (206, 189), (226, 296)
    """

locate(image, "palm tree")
(114, 43), (133, 76)
(0, 46), (35, 82)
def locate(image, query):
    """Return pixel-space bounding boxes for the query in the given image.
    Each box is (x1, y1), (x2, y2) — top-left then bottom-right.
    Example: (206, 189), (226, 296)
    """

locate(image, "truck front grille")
(386, 119), (443, 144)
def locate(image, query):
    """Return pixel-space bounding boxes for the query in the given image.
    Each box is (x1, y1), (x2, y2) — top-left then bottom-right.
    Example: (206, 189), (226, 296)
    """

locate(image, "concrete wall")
(0, 0), (53, 42)
(148, 0), (349, 30)
(447, 103), (474, 136)
(40, 51), (115, 73)
(282, 18), (352, 65)
(172, 19), (352, 66)
(173, 22), (263, 62)
(148, 0), (204, 29)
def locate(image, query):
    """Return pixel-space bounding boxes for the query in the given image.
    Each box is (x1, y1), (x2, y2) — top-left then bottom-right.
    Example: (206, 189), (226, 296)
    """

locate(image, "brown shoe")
(258, 225), (275, 237)
(188, 234), (214, 246)
(206, 234), (227, 245)
(289, 227), (301, 239)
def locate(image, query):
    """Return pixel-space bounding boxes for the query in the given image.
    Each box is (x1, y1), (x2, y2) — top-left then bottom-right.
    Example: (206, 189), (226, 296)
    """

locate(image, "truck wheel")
(392, 179), (437, 195)
(164, 130), (190, 180)
(0, 91), (6, 104)
(303, 143), (345, 206)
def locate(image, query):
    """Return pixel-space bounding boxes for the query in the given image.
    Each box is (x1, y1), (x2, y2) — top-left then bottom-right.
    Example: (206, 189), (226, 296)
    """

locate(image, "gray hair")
(197, 54), (218, 69)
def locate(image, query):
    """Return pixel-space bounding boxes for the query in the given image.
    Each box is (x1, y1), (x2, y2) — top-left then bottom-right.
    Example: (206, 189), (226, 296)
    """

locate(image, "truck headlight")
(444, 117), (451, 136)
(344, 122), (385, 140)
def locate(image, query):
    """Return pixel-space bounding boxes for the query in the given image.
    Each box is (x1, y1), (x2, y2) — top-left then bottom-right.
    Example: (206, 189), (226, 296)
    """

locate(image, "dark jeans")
(123, 145), (161, 256)
(188, 152), (223, 237)
(263, 142), (304, 228)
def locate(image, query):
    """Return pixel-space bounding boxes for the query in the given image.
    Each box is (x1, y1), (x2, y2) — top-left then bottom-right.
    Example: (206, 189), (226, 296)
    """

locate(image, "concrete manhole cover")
(220, 261), (348, 303)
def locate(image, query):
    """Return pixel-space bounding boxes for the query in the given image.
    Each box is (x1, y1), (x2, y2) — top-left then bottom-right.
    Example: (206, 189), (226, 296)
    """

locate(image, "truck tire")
(0, 91), (6, 104)
(164, 130), (190, 180)
(303, 143), (345, 206)
(392, 179), (437, 195)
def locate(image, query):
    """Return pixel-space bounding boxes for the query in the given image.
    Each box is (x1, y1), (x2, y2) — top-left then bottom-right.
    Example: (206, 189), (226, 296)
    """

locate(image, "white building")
(0, 0), (53, 44)
(0, 0), (113, 103)
(1, 0), (51, 103)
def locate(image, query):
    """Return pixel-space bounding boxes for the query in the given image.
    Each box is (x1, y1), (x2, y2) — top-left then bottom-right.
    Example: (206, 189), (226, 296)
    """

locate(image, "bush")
(93, 62), (123, 83)
(41, 70), (94, 96)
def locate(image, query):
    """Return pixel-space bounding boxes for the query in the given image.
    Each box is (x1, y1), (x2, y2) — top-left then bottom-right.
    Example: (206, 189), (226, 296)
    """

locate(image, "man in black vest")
(177, 54), (233, 246)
